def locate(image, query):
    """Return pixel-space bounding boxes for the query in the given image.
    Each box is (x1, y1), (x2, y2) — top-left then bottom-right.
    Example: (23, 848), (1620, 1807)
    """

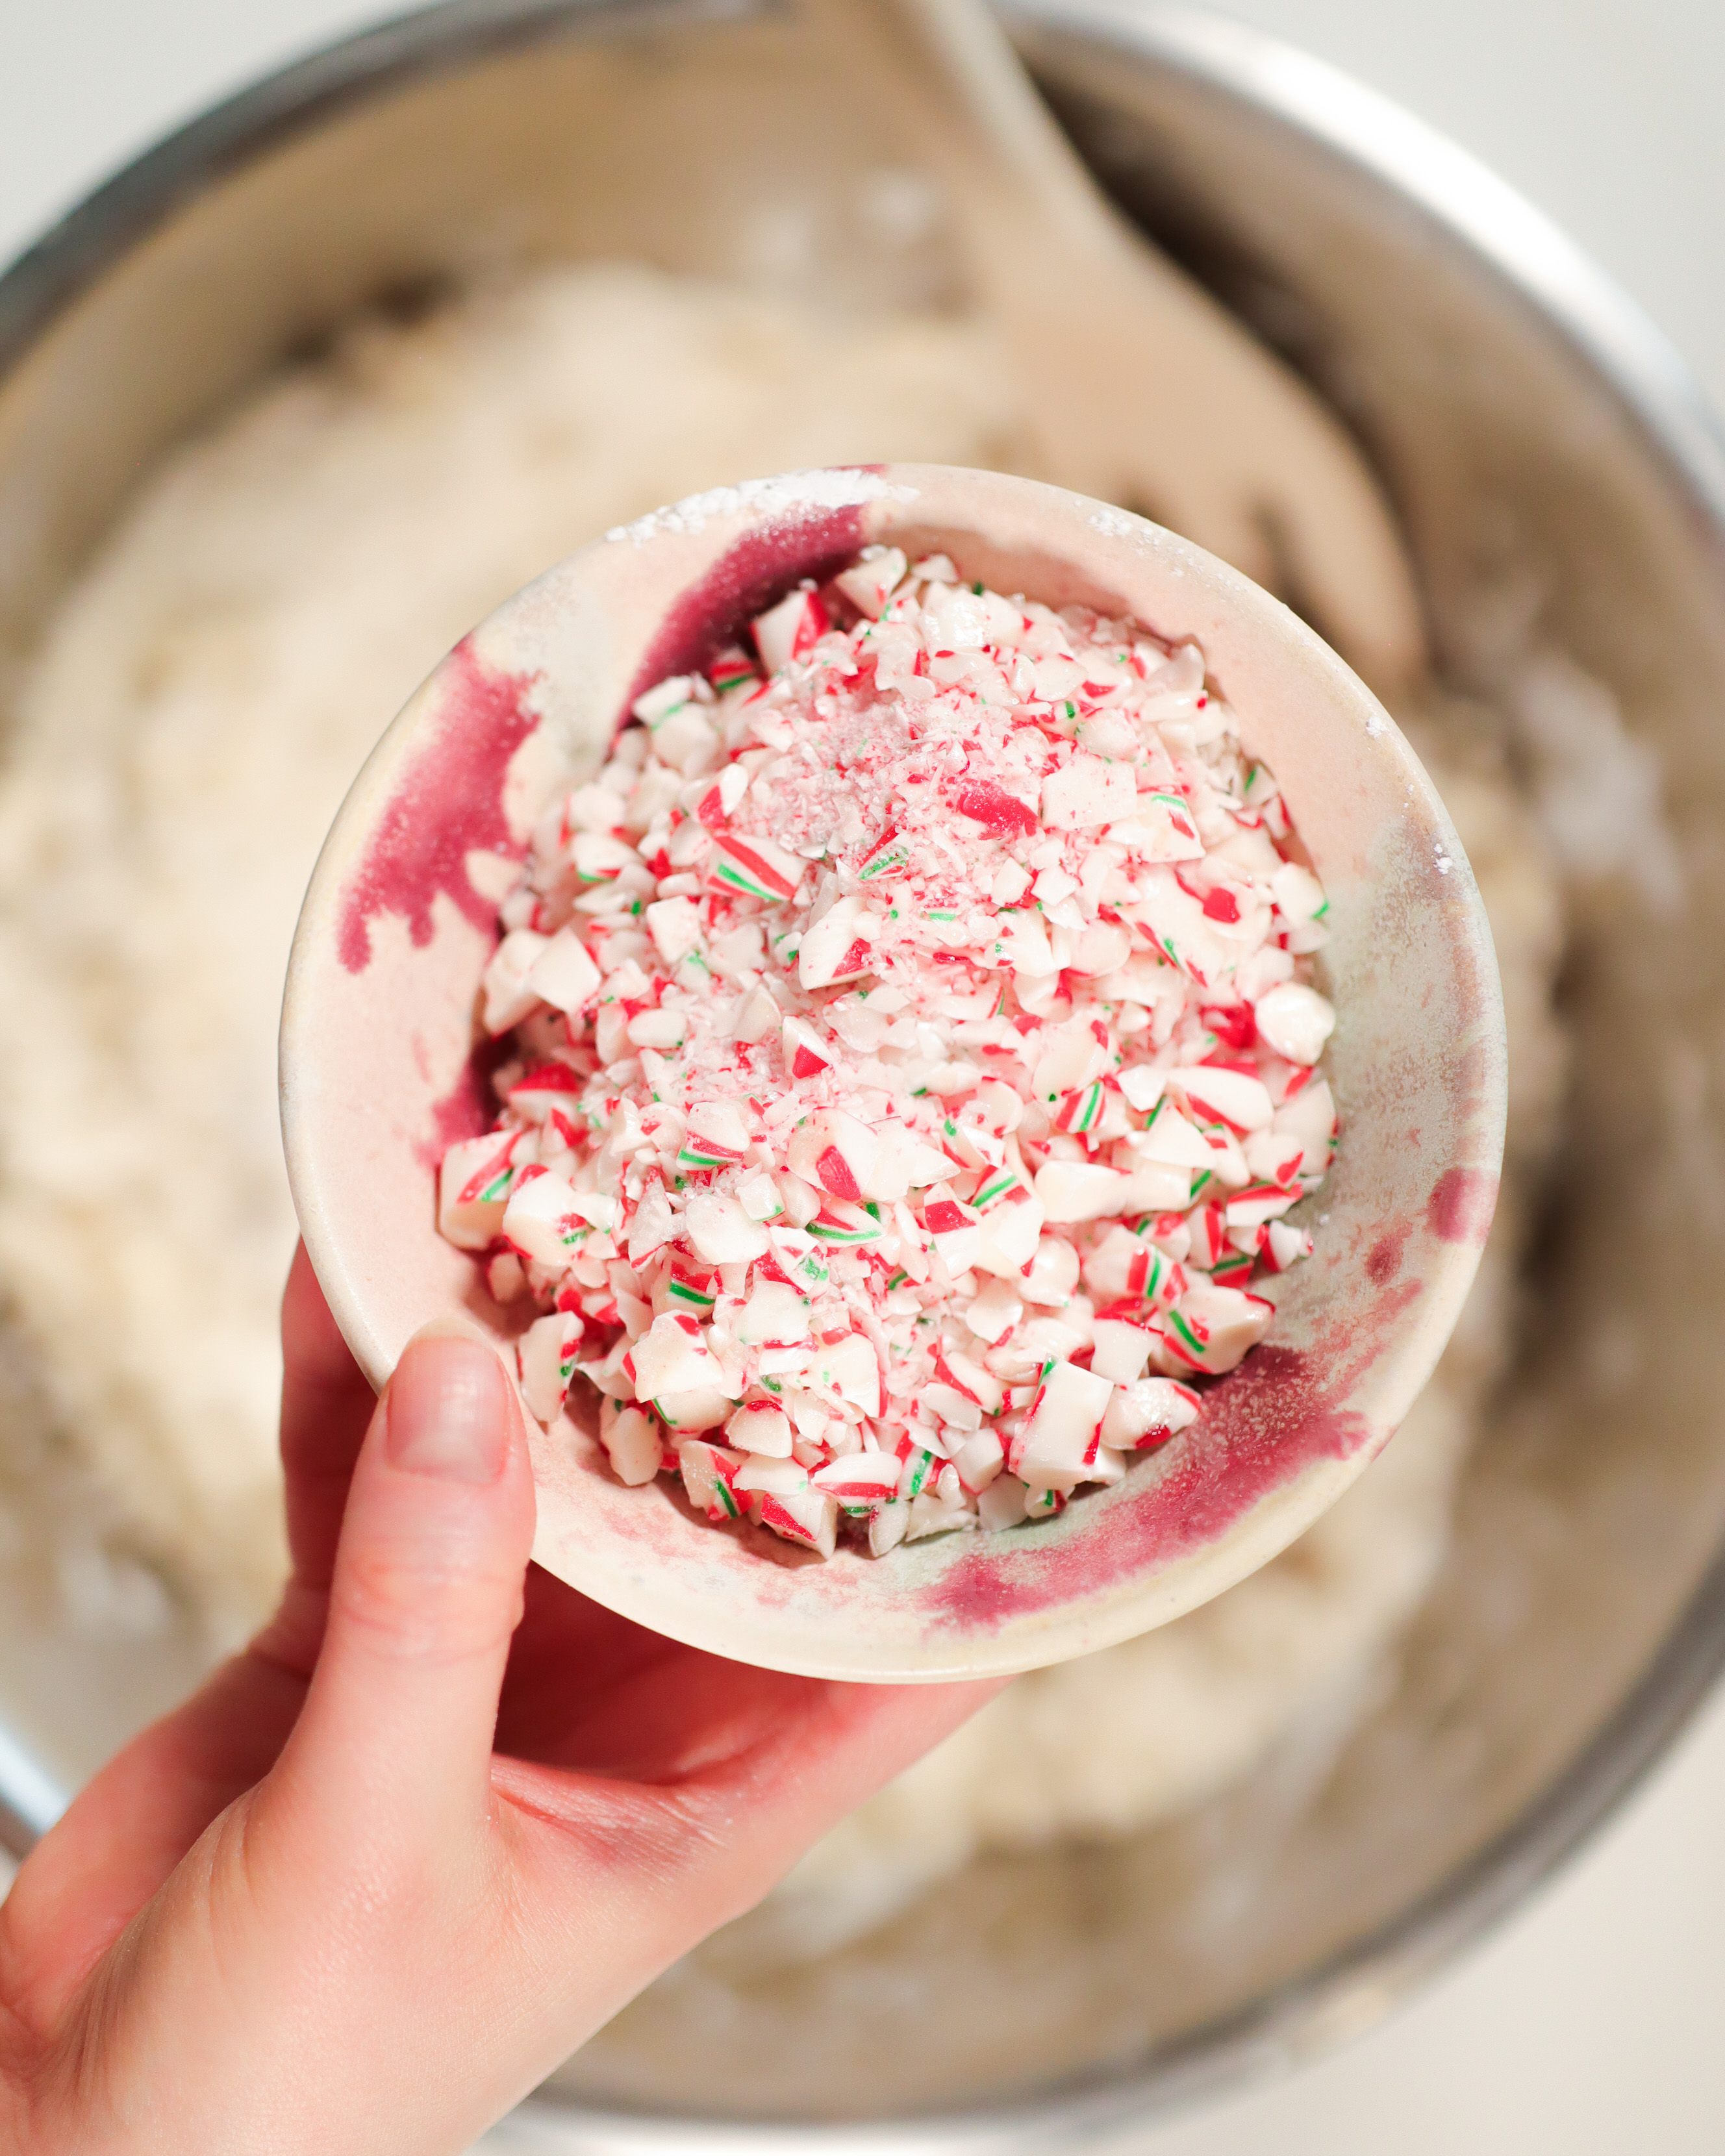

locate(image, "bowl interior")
(283, 460), (1503, 1683)
(0, 0), (1722, 2127)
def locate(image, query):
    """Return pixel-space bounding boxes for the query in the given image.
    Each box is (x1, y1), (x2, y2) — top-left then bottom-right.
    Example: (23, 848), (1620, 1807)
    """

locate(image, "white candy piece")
(755, 1482), (839, 1559)
(1244, 1128), (1308, 1185)
(990, 907), (1057, 978)
(1127, 869), (1236, 988)
(438, 1130), (523, 1251)
(733, 1280), (810, 1347)
(571, 830), (638, 883)
(1033, 1159), (1130, 1223)
(906, 1490), (975, 1541)
(599, 1401), (663, 1486)
(1264, 1220), (1314, 1272)
(1083, 1223), (1158, 1305)
(653, 1386), (736, 1433)
(973, 1190), (1045, 1274)
(1087, 1445), (1130, 1489)
(683, 1192), (771, 1266)
(725, 1400), (794, 1457)
(1254, 982), (1337, 1064)
(797, 894), (872, 991)
(812, 1452), (902, 1503)
(1177, 1066), (1274, 1133)
(752, 588), (827, 675)
(518, 1310), (581, 1425)
(1020, 1236), (1081, 1307)
(481, 929), (550, 1034)
(787, 1107), (881, 1201)
(863, 1121), (953, 1203)
(1090, 1316), (1159, 1385)
(1119, 1159), (1193, 1213)
(1015, 1360), (1114, 1490)
(1131, 1101), (1216, 1171)
(737, 1170), (784, 1222)
(1226, 1186), (1300, 1231)
(1067, 920), (1134, 977)
(499, 1169), (591, 1268)
(835, 547), (908, 620)
(736, 1453), (808, 1494)
(1270, 860), (1328, 925)
(1272, 1077), (1338, 1177)
(870, 1501), (911, 1555)
(977, 1473), (1030, 1531)
(922, 1191), (981, 1276)
(811, 1334), (883, 1417)
(733, 988), (780, 1044)
(677, 1438), (744, 1521)
(1040, 753), (1137, 831)
(628, 1007), (686, 1050)
(632, 673), (698, 726)
(652, 707), (720, 778)
(525, 927), (601, 1014)
(1102, 1377), (1202, 1450)
(964, 1277), (1024, 1344)
(559, 783), (626, 834)
(1118, 1065), (1169, 1114)
(629, 1311), (722, 1401)
(683, 1096), (750, 1159)
(1109, 790), (1206, 862)
(1161, 1283), (1274, 1376)
(1030, 1017), (1107, 1102)
(645, 894), (704, 966)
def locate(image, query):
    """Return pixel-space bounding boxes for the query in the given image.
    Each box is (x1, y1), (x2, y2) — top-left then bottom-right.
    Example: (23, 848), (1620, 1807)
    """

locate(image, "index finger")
(276, 1240), (378, 1599)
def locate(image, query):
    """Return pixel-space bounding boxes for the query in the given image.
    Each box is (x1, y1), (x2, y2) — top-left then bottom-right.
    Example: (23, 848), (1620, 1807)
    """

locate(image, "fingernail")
(385, 1326), (512, 1483)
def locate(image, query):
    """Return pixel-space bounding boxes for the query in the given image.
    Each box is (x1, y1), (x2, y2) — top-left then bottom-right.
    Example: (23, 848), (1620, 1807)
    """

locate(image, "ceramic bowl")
(280, 460), (1504, 1681)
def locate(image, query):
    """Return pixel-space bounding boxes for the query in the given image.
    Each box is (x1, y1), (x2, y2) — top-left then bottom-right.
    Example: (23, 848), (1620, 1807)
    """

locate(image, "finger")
(261, 1322), (535, 1864)
(279, 1244), (378, 1583)
(249, 1246), (380, 1678)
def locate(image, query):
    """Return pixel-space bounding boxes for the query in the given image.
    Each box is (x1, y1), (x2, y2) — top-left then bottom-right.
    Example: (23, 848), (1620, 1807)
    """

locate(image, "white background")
(4, 4), (1724, 2150)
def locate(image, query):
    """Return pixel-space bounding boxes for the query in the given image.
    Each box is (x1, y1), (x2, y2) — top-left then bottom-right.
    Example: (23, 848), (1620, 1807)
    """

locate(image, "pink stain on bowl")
(1366, 1220), (1411, 1286)
(425, 1032), (514, 1164)
(1428, 1165), (1499, 1246)
(921, 1278), (1421, 1633)
(623, 495), (876, 716)
(337, 638), (539, 973)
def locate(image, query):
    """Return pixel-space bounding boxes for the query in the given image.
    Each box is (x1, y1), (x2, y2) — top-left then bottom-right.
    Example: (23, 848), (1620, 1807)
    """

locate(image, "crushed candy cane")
(438, 549), (1340, 1557)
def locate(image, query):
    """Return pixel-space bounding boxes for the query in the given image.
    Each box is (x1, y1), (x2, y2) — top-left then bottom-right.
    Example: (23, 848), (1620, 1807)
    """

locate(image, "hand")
(0, 1247), (994, 2153)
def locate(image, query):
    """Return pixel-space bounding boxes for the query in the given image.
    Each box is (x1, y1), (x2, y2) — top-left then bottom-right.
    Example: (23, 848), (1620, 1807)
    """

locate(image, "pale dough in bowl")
(0, 263), (1561, 1929)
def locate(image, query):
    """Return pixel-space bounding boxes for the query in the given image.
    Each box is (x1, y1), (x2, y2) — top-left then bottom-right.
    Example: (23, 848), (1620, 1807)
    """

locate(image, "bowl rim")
(3, 0), (1724, 2136)
(281, 458), (1504, 1687)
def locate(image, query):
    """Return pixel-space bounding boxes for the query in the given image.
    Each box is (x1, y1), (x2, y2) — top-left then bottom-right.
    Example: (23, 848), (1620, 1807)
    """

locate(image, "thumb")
(268, 1320), (536, 1855)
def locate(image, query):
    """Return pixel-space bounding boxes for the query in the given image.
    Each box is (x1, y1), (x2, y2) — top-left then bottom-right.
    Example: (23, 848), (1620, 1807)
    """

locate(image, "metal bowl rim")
(3, 0), (1724, 2137)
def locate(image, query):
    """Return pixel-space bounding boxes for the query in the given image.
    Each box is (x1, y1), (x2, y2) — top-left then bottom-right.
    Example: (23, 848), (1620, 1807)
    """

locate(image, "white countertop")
(5, 5), (1724, 2150)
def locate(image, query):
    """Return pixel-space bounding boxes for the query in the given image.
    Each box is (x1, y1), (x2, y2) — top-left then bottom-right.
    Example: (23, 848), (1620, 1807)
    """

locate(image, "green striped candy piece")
(858, 836), (909, 882)
(677, 1142), (737, 1172)
(807, 1199), (883, 1246)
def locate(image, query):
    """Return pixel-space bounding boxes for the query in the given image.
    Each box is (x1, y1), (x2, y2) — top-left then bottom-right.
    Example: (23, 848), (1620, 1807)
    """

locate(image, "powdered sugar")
(605, 469), (916, 548)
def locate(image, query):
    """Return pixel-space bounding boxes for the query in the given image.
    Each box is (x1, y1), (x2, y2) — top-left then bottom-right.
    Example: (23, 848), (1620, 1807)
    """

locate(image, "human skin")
(0, 1246), (995, 2153)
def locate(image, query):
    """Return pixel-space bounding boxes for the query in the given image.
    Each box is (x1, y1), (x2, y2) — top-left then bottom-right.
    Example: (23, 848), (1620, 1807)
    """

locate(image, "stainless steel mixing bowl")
(3, 0), (1724, 2144)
